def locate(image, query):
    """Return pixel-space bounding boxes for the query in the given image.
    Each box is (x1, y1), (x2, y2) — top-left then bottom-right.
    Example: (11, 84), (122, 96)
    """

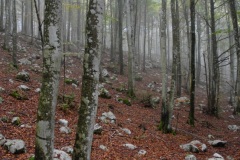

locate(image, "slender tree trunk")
(160, 0), (170, 133)
(34, 0), (62, 159)
(126, 0), (135, 98)
(142, 0), (147, 72)
(229, 0), (240, 113)
(208, 0), (219, 117)
(189, 0), (195, 126)
(72, 0), (103, 159)
(0, 0), (4, 31)
(196, 15), (201, 85)
(31, 0), (34, 43)
(3, 0), (10, 50)
(119, 0), (124, 75)
(12, 0), (17, 68)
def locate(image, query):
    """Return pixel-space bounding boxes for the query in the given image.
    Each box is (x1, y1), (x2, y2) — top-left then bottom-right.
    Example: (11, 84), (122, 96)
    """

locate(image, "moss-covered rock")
(99, 88), (111, 99)
(118, 98), (131, 106)
(64, 78), (79, 86)
(9, 90), (28, 100)
(16, 71), (30, 82)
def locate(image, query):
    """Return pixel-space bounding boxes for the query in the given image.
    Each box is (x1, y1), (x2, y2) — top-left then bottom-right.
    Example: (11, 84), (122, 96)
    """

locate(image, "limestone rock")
(59, 119), (68, 127)
(0, 134), (6, 146)
(123, 143), (137, 150)
(18, 85), (30, 91)
(99, 145), (108, 151)
(94, 123), (103, 135)
(16, 71), (30, 82)
(3, 139), (26, 154)
(53, 149), (72, 160)
(121, 128), (131, 135)
(208, 140), (227, 147)
(228, 125), (240, 131)
(185, 155), (197, 160)
(12, 117), (21, 126)
(61, 146), (73, 154)
(138, 149), (147, 156)
(59, 126), (71, 134)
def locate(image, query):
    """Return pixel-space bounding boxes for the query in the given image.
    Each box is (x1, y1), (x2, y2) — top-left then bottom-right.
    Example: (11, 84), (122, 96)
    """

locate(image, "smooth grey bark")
(208, 0), (219, 117)
(0, 0), (4, 31)
(72, 0), (103, 159)
(77, 0), (81, 51)
(67, 0), (72, 51)
(126, 0), (135, 98)
(160, 0), (170, 133)
(118, 0), (123, 75)
(196, 15), (201, 85)
(3, 0), (10, 50)
(189, 0), (196, 126)
(12, 0), (17, 68)
(34, 0), (62, 159)
(229, 0), (240, 113)
(142, 0), (147, 72)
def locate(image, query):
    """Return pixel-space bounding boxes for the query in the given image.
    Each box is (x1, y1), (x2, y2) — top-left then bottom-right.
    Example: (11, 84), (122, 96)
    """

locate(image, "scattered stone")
(3, 139), (26, 154)
(0, 87), (5, 92)
(185, 154), (197, 160)
(135, 74), (143, 81)
(175, 97), (190, 104)
(94, 123), (103, 135)
(35, 88), (41, 93)
(99, 145), (108, 151)
(138, 149), (147, 156)
(208, 134), (215, 139)
(180, 143), (199, 153)
(150, 96), (160, 108)
(228, 125), (240, 131)
(59, 126), (71, 134)
(123, 143), (137, 150)
(99, 88), (111, 99)
(61, 146), (73, 154)
(100, 111), (116, 123)
(20, 124), (31, 128)
(0, 134), (6, 145)
(228, 115), (235, 119)
(102, 69), (109, 77)
(121, 128), (131, 135)
(208, 140), (227, 147)
(53, 149), (72, 160)
(59, 119), (68, 127)
(12, 117), (21, 126)
(18, 85), (30, 91)
(9, 79), (14, 83)
(18, 58), (31, 65)
(208, 153), (224, 160)
(16, 70), (30, 82)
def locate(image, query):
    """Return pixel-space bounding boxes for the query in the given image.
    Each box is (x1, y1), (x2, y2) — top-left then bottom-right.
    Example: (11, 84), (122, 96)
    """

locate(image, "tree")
(12, 0), (17, 68)
(72, 0), (104, 159)
(126, 0), (136, 98)
(0, 0), (4, 31)
(160, 0), (170, 133)
(228, 0), (240, 114)
(208, 0), (220, 116)
(3, 0), (11, 51)
(189, 0), (196, 126)
(118, 0), (124, 75)
(34, 0), (62, 159)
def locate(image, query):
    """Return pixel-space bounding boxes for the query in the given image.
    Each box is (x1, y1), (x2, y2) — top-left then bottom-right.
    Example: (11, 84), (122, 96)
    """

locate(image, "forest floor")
(0, 34), (240, 160)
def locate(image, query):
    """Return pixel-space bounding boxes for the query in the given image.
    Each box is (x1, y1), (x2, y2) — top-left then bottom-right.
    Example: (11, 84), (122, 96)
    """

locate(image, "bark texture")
(72, 0), (103, 159)
(34, 0), (62, 159)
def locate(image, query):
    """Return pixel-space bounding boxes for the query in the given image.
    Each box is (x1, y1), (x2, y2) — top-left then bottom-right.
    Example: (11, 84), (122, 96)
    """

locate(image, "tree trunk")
(34, 0), (62, 159)
(72, 0), (103, 159)
(208, 0), (219, 117)
(0, 0), (4, 31)
(126, 0), (135, 98)
(142, 0), (147, 72)
(229, 0), (240, 114)
(118, 0), (124, 75)
(189, 0), (195, 126)
(3, 0), (10, 50)
(196, 15), (201, 85)
(12, 0), (17, 68)
(160, 0), (170, 133)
